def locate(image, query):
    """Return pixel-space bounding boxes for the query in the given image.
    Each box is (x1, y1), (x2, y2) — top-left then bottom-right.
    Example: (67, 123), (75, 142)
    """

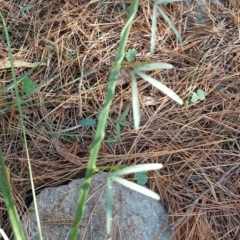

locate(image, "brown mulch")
(0, 0), (239, 239)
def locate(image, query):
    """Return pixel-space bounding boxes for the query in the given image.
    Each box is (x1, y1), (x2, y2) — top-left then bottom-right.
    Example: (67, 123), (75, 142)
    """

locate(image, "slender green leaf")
(136, 71), (183, 105)
(150, 3), (158, 53)
(106, 178), (113, 236)
(156, 5), (183, 44)
(117, 106), (130, 123)
(133, 62), (173, 73)
(111, 176), (160, 200)
(116, 123), (121, 143)
(111, 163), (163, 177)
(131, 72), (140, 130)
(121, 2), (127, 11)
(79, 118), (97, 127)
(70, 1), (139, 239)
(0, 11), (43, 240)
(119, 121), (128, 127)
(151, 0), (184, 52)
(107, 136), (116, 146)
(0, 149), (26, 240)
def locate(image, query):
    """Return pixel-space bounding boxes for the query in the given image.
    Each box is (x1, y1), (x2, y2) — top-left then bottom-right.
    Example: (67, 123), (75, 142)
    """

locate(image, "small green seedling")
(125, 49), (137, 62)
(191, 89), (205, 103)
(23, 77), (35, 94)
(121, 2), (127, 11)
(67, 50), (77, 59)
(135, 171), (148, 185)
(20, 4), (34, 19)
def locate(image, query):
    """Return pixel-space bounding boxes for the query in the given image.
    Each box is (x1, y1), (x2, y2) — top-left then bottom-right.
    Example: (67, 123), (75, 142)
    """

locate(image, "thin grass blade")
(136, 71), (183, 105)
(150, 3), (158, 53)
(0, 11), (42, 240)
(106, 178), (113, 236)
(116, 123), (121, 143)
(156, 5), (183, 44)
(70, 1), (140, 239)
(131, 72), (140, 130)
(0, 149), (26, 240)
(117, 106), (130, 123)
(111, 176), (160, 200)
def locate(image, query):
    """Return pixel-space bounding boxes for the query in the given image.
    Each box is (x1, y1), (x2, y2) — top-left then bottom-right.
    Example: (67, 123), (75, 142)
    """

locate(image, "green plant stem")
(0, 12), (43, 240)
(0, 150), (25, 240)
(69, 1), (139, 239)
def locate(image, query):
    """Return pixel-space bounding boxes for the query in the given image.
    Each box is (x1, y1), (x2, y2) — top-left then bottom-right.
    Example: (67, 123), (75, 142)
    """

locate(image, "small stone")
(22, 172), (174, 240)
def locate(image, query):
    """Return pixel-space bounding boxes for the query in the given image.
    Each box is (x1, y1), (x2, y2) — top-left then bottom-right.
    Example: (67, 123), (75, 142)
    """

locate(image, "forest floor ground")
(0, 1), (239, 239)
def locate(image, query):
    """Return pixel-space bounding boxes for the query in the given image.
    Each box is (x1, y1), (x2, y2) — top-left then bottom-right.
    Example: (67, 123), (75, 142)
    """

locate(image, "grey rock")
(22, 172), (174, 240)
(194, 0), (224, 22)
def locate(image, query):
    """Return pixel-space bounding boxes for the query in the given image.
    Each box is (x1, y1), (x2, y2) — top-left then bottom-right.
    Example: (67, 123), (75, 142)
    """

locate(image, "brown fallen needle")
(53, 139), (82, 166)
(172, 163), (240, 230)
(42, 218), (85, 227)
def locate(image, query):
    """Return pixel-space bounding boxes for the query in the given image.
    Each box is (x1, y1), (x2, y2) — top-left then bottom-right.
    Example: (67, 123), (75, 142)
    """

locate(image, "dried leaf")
(117, 69), (130, 86)
(53, 140), (82, 166)
(141, 95), (159, 106)
(0, 59), (45, 69)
